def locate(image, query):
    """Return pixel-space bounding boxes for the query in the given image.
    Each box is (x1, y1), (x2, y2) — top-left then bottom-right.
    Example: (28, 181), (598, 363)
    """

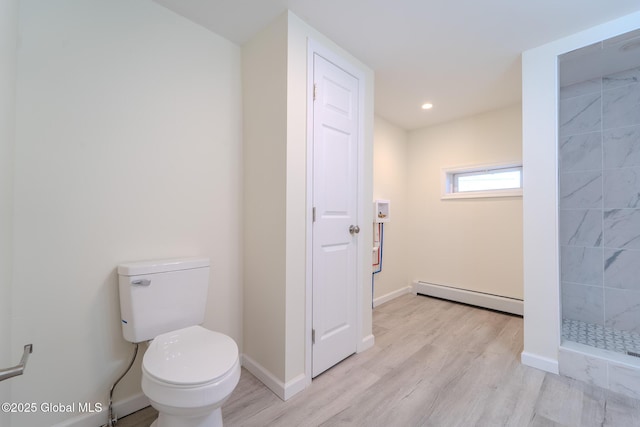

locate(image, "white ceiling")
(154, 0), (640, 130)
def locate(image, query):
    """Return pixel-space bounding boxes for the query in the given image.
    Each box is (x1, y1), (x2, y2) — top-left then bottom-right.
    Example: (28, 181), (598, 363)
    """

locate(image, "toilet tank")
(117, 257), (210, 343)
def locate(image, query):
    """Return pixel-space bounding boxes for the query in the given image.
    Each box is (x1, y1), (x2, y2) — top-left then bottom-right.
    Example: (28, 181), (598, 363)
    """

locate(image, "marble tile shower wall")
(559, 66), (640, 334)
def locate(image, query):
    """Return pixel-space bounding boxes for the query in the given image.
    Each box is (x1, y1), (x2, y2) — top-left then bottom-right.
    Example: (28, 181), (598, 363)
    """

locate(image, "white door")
(312, 53), (359, 378)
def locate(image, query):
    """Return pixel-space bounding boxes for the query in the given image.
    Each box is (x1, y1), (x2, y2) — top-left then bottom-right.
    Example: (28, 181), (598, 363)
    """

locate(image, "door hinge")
(312, 329), (315, 344)
(313, 83), (317, 101)
(312, 207), (316, 222)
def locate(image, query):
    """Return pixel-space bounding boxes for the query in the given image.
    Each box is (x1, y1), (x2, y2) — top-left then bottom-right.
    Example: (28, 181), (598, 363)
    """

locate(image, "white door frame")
(305, 39), (366, 385)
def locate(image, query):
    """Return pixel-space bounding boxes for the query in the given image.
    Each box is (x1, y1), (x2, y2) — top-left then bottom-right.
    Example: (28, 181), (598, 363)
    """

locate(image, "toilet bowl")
(117, 258), (240, 427)
(141, 325), (240, 427)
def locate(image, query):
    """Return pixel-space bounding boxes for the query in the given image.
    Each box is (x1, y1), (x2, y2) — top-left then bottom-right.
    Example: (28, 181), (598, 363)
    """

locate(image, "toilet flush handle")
(131, 279), (151, 286)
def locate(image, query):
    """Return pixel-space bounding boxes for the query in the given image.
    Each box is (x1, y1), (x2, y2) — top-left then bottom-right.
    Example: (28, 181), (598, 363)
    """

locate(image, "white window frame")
(441, 162), (523, 200)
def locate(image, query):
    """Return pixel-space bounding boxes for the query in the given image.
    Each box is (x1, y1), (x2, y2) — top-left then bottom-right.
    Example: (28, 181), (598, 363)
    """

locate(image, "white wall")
(407, 105), (523, 300)
(521, 11), (640, 373)
(242, 12), (288, 382)
(0, 1), (18, 425)
(243, 10), (374, 398)
(372, 116), (409, 301)
(11, 1), (242, 425)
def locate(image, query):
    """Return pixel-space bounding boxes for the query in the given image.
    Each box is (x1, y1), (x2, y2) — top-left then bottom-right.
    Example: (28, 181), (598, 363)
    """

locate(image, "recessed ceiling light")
(421, 103), (433, 110)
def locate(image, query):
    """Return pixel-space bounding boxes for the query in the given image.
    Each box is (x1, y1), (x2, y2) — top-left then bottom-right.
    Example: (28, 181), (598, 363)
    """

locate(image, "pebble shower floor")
(563, 318), (640, 357)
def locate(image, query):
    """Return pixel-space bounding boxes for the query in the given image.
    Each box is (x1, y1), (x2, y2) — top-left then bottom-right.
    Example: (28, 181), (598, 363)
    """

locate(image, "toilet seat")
(143, 325), (238, 386)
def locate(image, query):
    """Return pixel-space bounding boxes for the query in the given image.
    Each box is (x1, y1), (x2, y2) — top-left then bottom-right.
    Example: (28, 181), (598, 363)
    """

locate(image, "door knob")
(349, 225), (360, 235)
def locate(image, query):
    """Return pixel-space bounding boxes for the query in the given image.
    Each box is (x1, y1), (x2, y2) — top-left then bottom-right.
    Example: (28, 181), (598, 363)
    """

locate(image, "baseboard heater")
(414, 281), (523, 316)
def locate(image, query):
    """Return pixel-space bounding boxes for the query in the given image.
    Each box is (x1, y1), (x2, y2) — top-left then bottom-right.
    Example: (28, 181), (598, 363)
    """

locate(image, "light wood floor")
(117, 294), (640, 427)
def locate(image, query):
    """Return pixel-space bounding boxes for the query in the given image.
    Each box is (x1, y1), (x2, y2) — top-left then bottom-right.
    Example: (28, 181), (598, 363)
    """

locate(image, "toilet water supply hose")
(103, 342), (139, 427)
(372, 223), (384, 308)
(98, 226), (384, 425)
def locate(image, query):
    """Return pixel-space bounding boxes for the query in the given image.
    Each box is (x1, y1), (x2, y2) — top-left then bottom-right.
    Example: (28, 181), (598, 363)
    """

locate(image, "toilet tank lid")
(117, 257), (210, 276)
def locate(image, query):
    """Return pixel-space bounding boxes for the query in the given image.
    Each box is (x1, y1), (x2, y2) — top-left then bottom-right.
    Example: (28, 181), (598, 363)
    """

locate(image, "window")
(442, 163), (523, 199)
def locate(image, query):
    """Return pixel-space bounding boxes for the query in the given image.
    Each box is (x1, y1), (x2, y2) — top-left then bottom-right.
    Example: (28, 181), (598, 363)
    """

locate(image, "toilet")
(117, 258), (240, 427)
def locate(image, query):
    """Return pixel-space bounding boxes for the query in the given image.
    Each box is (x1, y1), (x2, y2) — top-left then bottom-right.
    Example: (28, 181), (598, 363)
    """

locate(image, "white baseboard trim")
(241, 354), (306, 401)
(414, 281), (523, 316)
(283, 373), (307, 400)
(521, 351), (559, 374)
(51, 392), (150, 427)
(373, 285), (413, 308)
(358, 334), (375, 353)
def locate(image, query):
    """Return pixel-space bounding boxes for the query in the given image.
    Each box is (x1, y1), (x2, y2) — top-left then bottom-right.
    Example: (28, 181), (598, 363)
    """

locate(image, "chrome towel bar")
(0, 344), (33, 382)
